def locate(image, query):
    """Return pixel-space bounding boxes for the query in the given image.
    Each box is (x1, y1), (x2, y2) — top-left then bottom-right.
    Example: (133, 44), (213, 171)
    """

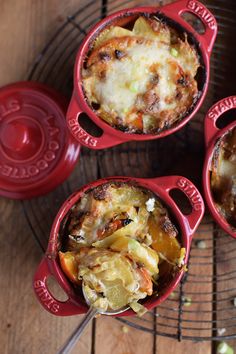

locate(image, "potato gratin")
(82, 16), (200, 134)
(211, 127), (236, 229)
(59, 182), (185, 315)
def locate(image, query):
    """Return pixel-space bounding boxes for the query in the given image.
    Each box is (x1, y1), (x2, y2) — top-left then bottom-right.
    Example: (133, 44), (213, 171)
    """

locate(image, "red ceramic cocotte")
(67, 0), (217, 149)
(0, 81), (80, 199)
(203, 96), (236, 238)
(33, 175), (204, 316)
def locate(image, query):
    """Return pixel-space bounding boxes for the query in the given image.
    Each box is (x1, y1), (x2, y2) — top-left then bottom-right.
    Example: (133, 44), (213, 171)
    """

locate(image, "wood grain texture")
(0, 196), (92, 354)
(0, 0), (88, 87)
(214, 229), (236, 350)
(95, 316), (154, 354)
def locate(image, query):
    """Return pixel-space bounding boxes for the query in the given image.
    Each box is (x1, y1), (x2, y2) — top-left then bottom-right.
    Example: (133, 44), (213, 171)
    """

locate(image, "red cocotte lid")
(0, 81), (80, 199)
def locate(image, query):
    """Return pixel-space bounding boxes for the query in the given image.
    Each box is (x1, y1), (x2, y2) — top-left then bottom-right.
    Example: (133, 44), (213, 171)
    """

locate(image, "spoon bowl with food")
(57, 283), (129, 354)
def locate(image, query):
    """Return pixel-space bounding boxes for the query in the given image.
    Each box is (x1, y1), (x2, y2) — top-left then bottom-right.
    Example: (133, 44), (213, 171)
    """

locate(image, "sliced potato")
(93, 235), (159, 275)
(93, 26), (133, 49)
(133, 16), (170, 43)
(79, 249), (141, 311)
(98, 258), (136, 290)
(129, 301), (147, 316)
(103, 280), (130, 310)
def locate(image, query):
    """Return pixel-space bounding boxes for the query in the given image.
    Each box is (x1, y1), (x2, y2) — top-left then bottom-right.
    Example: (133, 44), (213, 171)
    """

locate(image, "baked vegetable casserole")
(211, 127), (236, 229)
(82, 15), (201, 134)
(59, 182), (186, 315)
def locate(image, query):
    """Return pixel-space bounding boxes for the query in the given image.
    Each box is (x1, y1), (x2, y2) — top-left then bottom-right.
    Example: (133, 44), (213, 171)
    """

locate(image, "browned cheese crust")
(82, 16), (200, 134)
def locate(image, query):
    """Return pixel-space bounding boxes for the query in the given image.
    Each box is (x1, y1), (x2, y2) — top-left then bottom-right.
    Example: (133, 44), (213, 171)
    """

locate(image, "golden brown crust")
(82, 16), (200, 134)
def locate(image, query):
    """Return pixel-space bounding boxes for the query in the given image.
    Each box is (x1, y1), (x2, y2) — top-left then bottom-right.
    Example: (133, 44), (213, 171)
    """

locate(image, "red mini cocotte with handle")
(33, 175), (204, 316)
(203, 96), (236, 238)
(66, 0), (217, 149)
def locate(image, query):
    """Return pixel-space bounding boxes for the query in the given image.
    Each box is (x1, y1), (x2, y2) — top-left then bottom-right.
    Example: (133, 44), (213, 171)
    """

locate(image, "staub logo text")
(34, 280), (59, 313)
(177, 178), (202, 211)
(208, 97), (236, 120)
(187, 0), (216, 30)
(68, 118), (98, 147)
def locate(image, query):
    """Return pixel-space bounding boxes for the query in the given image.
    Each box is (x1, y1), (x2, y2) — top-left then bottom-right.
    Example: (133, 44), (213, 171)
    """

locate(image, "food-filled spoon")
(57, 282), (129, 354)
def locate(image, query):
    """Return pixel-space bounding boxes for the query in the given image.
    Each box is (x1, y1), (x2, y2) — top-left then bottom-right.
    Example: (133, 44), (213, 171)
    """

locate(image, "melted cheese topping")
(82, 16), (200, 134)
(90, 42), (172, 113)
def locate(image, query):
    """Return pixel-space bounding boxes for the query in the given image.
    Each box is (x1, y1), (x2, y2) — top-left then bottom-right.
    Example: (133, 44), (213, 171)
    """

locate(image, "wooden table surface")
(0, 1), (235, 353)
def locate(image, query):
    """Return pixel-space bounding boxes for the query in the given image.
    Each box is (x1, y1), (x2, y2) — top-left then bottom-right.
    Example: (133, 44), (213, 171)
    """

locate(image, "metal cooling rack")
(22, 0), (236, 342)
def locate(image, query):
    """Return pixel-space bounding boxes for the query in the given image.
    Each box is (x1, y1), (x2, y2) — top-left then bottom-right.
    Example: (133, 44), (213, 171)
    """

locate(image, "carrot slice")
(59, 251), (80, 285)
(97, 217), (132, 240)
(137, 267), (153, 295)
(132, 113), (143, 130)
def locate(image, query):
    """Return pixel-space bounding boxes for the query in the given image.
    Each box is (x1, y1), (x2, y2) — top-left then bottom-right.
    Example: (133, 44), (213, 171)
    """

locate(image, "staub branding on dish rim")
(177, 178), (202, 211)
(207, 96), (236, 120)
(187, 0), (216, 29)
(68, 118), (98, 147)
(34, 280), (59, 313)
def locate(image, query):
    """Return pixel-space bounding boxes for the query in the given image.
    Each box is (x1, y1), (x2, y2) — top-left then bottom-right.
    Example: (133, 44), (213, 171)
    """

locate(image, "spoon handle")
(57, 307), (98, 354)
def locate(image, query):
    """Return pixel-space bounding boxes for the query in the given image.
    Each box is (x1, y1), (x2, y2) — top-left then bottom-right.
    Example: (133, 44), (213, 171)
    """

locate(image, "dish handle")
(66, 94), (124, 150)
(205, 96), (236, 146)
(33, 258), (86, 316)
(161, 0), (217, 53)
(148, 175), (204, 236)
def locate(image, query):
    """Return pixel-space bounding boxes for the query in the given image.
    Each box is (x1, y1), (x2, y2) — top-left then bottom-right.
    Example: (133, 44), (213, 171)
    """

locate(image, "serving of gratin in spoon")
(57, 282), (129, 354)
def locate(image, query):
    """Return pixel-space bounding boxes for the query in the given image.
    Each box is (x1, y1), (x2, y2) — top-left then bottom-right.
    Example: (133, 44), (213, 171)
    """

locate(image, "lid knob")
(0, 118), (43, 161)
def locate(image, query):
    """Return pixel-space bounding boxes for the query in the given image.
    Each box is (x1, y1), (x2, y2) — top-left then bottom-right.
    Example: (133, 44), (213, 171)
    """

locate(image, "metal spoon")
(57, 283), (129, 354)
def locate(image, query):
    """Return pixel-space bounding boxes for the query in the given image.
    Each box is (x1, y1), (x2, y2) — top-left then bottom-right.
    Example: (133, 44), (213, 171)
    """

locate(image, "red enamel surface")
(66, 0), (217, 149)
(34, 175), (204, 316)
(0, 81), (80, 199)
(203, 96), (236, 238)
